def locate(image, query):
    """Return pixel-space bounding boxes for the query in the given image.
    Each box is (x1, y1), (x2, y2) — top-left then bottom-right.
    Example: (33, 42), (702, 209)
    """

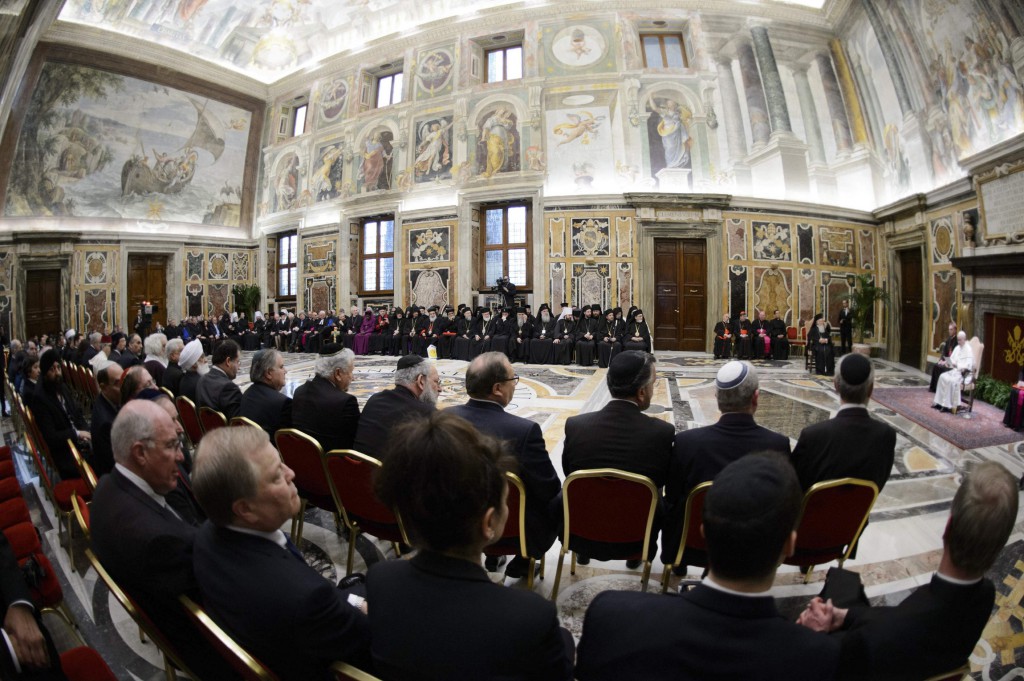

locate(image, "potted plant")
(231, 283), (262, 319)
(837, 273), (890, 356)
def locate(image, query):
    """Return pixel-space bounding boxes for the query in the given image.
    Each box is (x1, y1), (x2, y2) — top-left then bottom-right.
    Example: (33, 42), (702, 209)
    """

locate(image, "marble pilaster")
(830, 39), (870, 147)
(716, 58), (749, 163)
(737, 42), (771, 148)
(815, 52), (853, 154)
(750, 25), (792, 134)
(859, 0), (913, 116)
(889, 3), (938, 109)
(792, 64), (826, 165)
(831, 147), (884, 209)
(746, 134), (810, 202)
(900, 111), (934, 192)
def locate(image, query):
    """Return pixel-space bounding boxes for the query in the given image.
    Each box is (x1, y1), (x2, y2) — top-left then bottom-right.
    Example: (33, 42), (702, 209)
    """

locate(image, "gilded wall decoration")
(859, 229), (875, 269)
(409, 226), (450, 264)
(797, 224), (815, 264)
(415, 47), (455, 98)
(617, 263), (633, 310)
(207, 283), (228, 317)
(0, 296), (10, 335)
(549, 217), (566, 257)
(305, 275), (335, 313)
(187, 283), (203, 317)
(317, 77), (349, 124)
(751, 221), (792, 261)
(83, 251), (108, 285)
(0, 252), (11, 291)
(931, 217), (954, 264)
(570, 217), (610, 257)
(231, 252), (250, 281)
(82, 289), (108, 333)
(409, 268), (449, 309)
(753, 267), (793, 323)
(550, 262), (566, 307)
(727, 219), (747, 260)
(729, 265), (747, 315)
(571, 263), (610, 309)
(615, 217), (633, 257)
(265, 241), (277, 299)
(304, 240), (337, 274)
(819, 226), (855, 267)
(208, 252), (229, 280)
(186, 251), (204, 280)
(413, 116), (453, 183)
(798, 269), (816, 326)
(931, 270), (958, 350)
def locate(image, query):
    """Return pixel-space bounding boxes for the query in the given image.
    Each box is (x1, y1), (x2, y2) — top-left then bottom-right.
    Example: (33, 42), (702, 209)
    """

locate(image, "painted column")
(737, 42), (771, 147)
(859, 0), (913, 116)
(851, 55), (883, 148)
(716, 58), (748, 162)
(792, 64), (826, 164)
(815, 52), (853, 153)
(829, 39), (869, 146)
(889, 3), (939, 109)
(750, 25), (792, 133)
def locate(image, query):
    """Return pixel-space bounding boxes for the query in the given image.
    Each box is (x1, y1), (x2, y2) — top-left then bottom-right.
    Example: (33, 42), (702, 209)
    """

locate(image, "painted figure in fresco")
(414, 119), (453, 181)
(313, 145), (343, 202)
(274, 153), (299, 212)
(651, 98), (691, 170)
(479, 107), (518, 178)
(360, 132), (393, 192)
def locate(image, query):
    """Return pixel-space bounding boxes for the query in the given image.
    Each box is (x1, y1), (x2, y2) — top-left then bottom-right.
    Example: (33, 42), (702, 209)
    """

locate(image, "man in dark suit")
(90, 399), (229, 678)
(176, 340), (205, 404)
(790, 353), (896, 492)
(196, 339), (242, 419)
(838, 299), (854, 355)
(662, 361), (790, 568)
(191, 426), (370, 681)
(81, 332), (102, 366)
(448, 352), (560, 580)
(929, 322), (958, 393)
(352, 354), (438, 459)
(238, 348), (292, 436)
(577, 454), (839, 681)
(0, 532), (65, 680)
(116, 333), (143, 370)
(798, 461), (1018, 681)
(562, 351), (674, 566)
(292, 344), (360, 453)
(26, 349), (90, 480)
(89, 360), (123, 476)
(161, 338), (185, 396)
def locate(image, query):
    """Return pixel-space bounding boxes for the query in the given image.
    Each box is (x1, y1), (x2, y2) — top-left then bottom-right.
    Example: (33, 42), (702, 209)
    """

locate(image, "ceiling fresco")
(56, 0), (826, 84)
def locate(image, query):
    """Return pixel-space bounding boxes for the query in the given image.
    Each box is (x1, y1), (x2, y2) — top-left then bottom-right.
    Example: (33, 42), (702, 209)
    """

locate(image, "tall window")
(376, 72), (403, 108)
(641, 34), (687, 68)
(292, 103), (307, 136)
(277, 232), (297, 299)
(361, 217), (395, 294)
(482, 203), (530, 288)
(486, 45), (523, 83)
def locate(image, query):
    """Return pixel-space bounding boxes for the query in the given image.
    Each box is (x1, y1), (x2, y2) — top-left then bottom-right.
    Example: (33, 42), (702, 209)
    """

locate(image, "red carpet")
(872, 388), (1024, 450)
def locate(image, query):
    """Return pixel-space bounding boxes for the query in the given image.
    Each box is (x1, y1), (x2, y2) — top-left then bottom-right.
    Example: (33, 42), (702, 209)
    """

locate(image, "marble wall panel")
(208, 252), (229, 280)
(409, 268), (450, 309)
(304, 239), (337, 274)
(549, 217), (566, 257)
(305, 276), (335, 314)
(231, 252), (251, 281)
(617, 263), (632, 310)
(187, 282), (203, 317)
(798, 269), (816, 326)
(751, 221), (792, 261)
(615, 217), (633, 257)
(571, 263), (610, 309)
(729, 265), (747, 316)
(0, 251), (12, 292)
(931, 270), (957, 350)
(187, 251), (204, 280)
(819, 226), (855, 267)
(797, 224), (815, 264)
(207, 284), (228, 317)
(408, 226), (450, 264)
(265, 240), (277, 297)
(930, 217), (954, 264)
(82, 289), (108, 333)
(823, 272), (855, 328)
(859, 229), (875, 269)
(571, 217), (611, 257)
(753, 267), (793, 324)
(727, 218), (747, 260)
(72, 245), (119, 334)
(550, 262), (566, 307)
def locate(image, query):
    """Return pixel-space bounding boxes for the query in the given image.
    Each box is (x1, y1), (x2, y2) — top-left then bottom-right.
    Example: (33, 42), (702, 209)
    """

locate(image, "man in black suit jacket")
(90, 399), (230, 678)
(26, 349), (90, 480)
(448, 352), (560, 579)
(292, 344), (360, 453)
(352, 354), (438, 458)
(799, 461), (1018, 681)
(161, 338), (185, 396)
(195, 339), (242, 419)
(238, 348), (292, 436)
(89, 360), (123, 476)
(577, 454), (839, 681)
(191, 426), (370, 681)
(791, 353), (896, 492)
(0, 532), (64, 680)
(562, 351), (674, 565)
(663, 361), (790, 567)
(116, 333), (143, 370)
(838, 299), (854, 355)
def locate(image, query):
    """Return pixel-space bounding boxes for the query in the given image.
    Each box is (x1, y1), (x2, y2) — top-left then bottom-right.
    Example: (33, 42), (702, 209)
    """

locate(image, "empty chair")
(660, 481), (711, 593)
(958, 337), (984, 415)
(199, 406), (228, 433)
(482, 472), (545, 588)
(274, 429), (338, 544)
(24, 432), (90, 554)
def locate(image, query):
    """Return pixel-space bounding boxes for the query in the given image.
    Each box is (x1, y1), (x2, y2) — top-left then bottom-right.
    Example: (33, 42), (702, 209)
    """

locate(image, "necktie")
(284, 535), (305, 562)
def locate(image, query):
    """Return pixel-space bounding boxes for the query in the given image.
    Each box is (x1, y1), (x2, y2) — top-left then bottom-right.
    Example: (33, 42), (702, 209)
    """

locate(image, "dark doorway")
(127, 255), (168, 331)
(898, 248), (923, 369)
(653, 239), (707, 351)
(25, 269), (60, 340)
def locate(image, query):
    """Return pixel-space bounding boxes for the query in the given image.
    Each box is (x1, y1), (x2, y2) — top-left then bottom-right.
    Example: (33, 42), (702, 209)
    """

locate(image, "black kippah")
(319, 343), (342, 357)
(608, 350), (648, 385)
(839, 353), (872, 385)
(397, 354), (425, 370)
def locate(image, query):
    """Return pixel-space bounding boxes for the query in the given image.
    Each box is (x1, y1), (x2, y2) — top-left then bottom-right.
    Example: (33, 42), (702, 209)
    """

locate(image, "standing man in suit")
(26, 349), (90, 480)
(292, 344), (360, 453)
(238, 348), (292, 436)
(662, 361), (790, 569)
(191, 426), (371, 681)
(448, 352), (560, 580)
(352, 354), (439, 459)
(798, 461), (1018, 681)
(790, 353), (896, 492)
(89, 360), (123, 477)
(196, 339), (242, 420)
(90, 399), (229, 678)
(929, 322), (958, 393)
(562, 351), (674, 567)
(577, 453), (839, 681)
(838, 299), (853, 355)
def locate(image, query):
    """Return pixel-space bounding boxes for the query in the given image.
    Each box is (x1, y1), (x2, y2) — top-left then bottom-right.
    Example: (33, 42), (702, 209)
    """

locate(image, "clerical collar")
(934, 570), (982, 586)
(703, 575), (771, 598)
(225, 525), (288, 549)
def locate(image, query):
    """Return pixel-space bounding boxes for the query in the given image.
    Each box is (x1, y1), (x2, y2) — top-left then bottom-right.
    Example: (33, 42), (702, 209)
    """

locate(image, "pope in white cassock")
(933, 331), (973, 412)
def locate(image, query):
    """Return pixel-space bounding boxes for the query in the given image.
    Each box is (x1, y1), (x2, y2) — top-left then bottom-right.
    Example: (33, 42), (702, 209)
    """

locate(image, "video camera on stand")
(137, 301), (158, 336)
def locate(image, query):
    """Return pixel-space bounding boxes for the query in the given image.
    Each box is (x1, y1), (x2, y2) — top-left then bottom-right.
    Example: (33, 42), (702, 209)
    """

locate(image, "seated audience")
(368, 410), (574, 680)
(26, 349), (89, 480)
(142, 333), (168, 387)
(292, 344), (360, 452)
(1003, 367), (1024, 432)
(238, 349), (292, 436)
(176, 339), (205, 403)
(932, 331), (972, 413)
(196, 339), (242, 419)
(119, 365), (156, 405)
(576, 453), (838, 681)
(161, 338), (185, 396)
(352, 354), (438, 459)
(621, 310), (651, 353)
(191, 426), (370, 681)
(90, 360), (124, 477)
(117, 333), (143, 370)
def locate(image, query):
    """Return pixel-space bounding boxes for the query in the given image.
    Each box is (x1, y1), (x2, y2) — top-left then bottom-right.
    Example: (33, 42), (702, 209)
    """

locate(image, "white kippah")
(178, 339), (204, 371)
(716, 360), (751, 390)
(65, 328), (76, 340)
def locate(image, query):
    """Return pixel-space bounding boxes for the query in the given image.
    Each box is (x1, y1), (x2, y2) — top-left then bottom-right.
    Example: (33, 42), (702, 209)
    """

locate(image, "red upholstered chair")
(332, 662), (384, 681)
(72, 492), (90, 539)
(0, 459), (14, 479)
(0, 497), (31, 530)
(551, 469), (659, 599)
(784, 478), (878, 583)
(230, 416), (262, 429)
(69, 439), (98, 495)
(323, 450), (409, 575)
(0, 444), (12, 461)
(180, 596), (280, 681)
(660, 481), (711, 593)
(2, 521), (74, 627)
(275, 429), (338, 545)
(24, 433), (91, 555)
(482, 472), (545, 588)
(198, 406), (228, 434)
(175, 396), (204, 449)
(0, 477), (21, 503)
(60, 646), (119, 681)
(3, 520), (41, 557)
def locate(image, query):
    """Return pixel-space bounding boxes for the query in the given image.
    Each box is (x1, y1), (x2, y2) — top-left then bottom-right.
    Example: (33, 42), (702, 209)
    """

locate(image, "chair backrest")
(198, 406), (227, 433)
(68, 439), (98, 493)
(968, 337), (983, 383)
(787, 326), (798, 341)
(561, 468), (658, 559)
(484, 472), (528, 558)
(71, 492), (90, 540)
(786, 478), (878, 568)
(331, 661), (383, 681)
(276, 429), (333, 500)
(82, 364), (99, 400)
(180, 596), (280, 681)
(160, 387), (175, 400)
(23, 432), (56, 506)
(230, 416), (262, 429)
(175, 396), (203, 448)
(323, 450), (408, 544)
(666, 481), (712, 568)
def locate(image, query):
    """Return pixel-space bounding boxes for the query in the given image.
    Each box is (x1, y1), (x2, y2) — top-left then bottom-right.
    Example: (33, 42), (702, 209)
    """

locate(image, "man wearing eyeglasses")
(89, 360), (124, 476)
(196, 339), (242, 420)
(90, 399), (232, 678)
(448, 352), (560, 581)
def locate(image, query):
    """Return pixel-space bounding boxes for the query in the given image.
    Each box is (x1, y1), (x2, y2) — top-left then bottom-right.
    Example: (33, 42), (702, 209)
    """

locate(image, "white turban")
(178, 339), (204, 371)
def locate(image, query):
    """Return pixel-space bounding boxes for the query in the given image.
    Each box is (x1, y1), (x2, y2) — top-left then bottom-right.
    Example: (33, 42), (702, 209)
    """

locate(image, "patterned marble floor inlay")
(4, 350), (1023, 680)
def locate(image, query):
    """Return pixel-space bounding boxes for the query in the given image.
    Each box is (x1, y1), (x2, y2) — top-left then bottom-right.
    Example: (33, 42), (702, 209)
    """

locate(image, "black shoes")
(575, 555), (590, 565)
(505, 556), (540, 580)
(484, 555), (507, 572)
(625, 559), (642, 569)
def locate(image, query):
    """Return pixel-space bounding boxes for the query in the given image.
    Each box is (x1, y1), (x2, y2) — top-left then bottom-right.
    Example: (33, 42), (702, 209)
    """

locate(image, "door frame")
(15, 252), (70, 340)
(884, 226), (927, 370)
(121, 243), (182, 329)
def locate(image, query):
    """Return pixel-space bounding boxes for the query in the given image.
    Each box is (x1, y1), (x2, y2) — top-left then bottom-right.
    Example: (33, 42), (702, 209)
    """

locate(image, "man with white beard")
(177, 339), (208, 404)
(352, 355), (440, 459)
(529, 304), (559, 364)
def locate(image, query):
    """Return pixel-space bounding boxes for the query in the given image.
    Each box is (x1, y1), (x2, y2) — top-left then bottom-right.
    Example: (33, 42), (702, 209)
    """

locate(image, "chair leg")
(570, 551), (577, 576)
(527, 558), (536, 589)
(66, 512), (76, 573)
(139, 625), (146, 643)
(391, 541), (401, 558)
(163, 653), (176, 681)
(346, 528), (360, 575)
(551, 551), (566, 601)
(293, 499), (307, 545)
(660, 565), (672, 594)
(640, 562), (652, 592)
(802, 565), (814, 584)
(539, 554), (545, 581)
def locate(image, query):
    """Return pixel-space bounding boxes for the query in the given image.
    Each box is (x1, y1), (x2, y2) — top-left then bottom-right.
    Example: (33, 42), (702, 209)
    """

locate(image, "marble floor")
(4, 350), (1024, 680)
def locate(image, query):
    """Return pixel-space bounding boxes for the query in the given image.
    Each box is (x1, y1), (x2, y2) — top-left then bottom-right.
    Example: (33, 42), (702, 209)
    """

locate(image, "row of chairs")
(59, 359), (99, 414)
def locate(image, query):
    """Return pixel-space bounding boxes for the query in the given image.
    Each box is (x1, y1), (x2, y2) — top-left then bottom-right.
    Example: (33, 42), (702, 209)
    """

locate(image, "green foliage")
(837, 274), (891, 343)
(231, 284), (261, 318)
(973, 373), (1012, 409)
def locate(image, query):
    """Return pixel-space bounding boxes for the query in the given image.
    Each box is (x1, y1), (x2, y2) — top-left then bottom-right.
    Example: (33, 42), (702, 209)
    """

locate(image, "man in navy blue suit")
(448, 352), (560, 580)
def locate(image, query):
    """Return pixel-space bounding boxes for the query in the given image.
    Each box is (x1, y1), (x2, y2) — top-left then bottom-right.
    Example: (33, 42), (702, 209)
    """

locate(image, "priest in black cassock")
(713, 313), (733, 359)
(553, 309), (577, 365)
(808, 313), (835, 376)
(768, 309), (789, 360)
(529, 305), (559, 364)
(596, 309), (624, 368)
(732, 310), (752, 359)
(574, 306), (600, 366)
(511, 308), (533, 363)
(622, 310), (651, 353)
(453, 307), (481, 361)
(438, 308), (458, 359)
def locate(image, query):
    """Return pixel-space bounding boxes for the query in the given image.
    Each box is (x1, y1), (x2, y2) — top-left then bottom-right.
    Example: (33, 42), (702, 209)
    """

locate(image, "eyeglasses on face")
(141, 437), (183, 452)
(498, 375), (520, 385)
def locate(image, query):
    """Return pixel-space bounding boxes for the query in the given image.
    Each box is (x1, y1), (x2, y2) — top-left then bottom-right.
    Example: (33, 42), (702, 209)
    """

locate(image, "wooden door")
(127, 255), (168, 329)
(898, 248), (923, 368)
(25, 269), (60, 340)
(653, 239), (707, 351)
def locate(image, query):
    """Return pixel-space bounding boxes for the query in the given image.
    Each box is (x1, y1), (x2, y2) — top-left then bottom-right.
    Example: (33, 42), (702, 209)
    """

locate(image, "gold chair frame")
(180, 595), (280, 681)
(789, 477), (878, 583)
(230, 415), (262, 429)
(660, 481), (712, 593)
(174, 395), (203, 449)
(198, 406), (228, 432)
(275, 428), (340, 544)
(331, 661), (384, 681)
(487, 471), (546, 588)
(69, 439), (98, 494)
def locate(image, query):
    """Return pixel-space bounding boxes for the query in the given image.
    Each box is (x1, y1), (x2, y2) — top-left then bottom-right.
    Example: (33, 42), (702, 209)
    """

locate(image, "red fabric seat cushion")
(0, 445), (12, 461)
(0, 497), (30, 529)
(54, 479), (92, 512)
(60, 646), (118, 681)
(21, 551), (62, 608)
(0, 477), (23, 502)
(3, 521), (41, 557)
